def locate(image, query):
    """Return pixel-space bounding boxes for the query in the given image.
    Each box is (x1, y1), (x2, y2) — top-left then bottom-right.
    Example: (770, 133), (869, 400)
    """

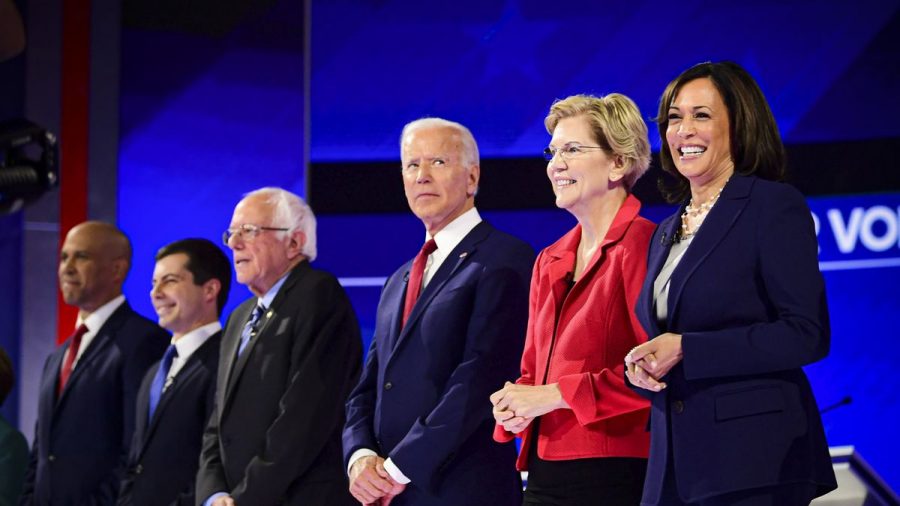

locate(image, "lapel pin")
(266, 310), (274, 318)
(459, 252), (468, 258)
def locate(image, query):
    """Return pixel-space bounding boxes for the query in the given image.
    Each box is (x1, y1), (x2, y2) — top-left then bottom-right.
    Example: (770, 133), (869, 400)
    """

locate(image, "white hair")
(400, 117), (480, 167)
(243, 187), (317, 261)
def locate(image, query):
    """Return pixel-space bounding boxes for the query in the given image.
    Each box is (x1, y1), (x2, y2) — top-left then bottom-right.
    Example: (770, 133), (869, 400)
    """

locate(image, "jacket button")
(384, 382), (393, 391)
(48, 454), (55, 462)
(673, 400), (684, 414)
(135, 464), (143, 474)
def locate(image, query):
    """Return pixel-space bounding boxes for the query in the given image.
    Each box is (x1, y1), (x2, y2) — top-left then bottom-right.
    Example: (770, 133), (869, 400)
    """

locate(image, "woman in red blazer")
(491, 93), (654, 505)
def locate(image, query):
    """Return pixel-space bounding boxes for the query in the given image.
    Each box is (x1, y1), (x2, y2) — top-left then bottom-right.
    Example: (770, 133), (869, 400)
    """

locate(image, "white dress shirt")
(66, 294), (126, 371)
(162, 321), (222, 392)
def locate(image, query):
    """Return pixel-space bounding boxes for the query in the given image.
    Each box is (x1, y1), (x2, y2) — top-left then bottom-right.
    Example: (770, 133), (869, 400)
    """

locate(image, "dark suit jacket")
(0, 414), (28, 506)
(118, 332), (221, 506)
(634, 176), (837, 504)
(196, 261), (362, 506)
(21, 301), (169, 506)
(343, 221), (534, 506)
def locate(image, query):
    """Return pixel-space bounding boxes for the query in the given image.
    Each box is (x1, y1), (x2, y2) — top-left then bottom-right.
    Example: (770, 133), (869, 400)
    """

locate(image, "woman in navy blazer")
(625, 61), (837, 505)
(492, 93), (654, 505)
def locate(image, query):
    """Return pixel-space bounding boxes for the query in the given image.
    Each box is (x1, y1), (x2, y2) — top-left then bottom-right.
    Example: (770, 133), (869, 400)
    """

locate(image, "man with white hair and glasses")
(197, 187), (361, 506)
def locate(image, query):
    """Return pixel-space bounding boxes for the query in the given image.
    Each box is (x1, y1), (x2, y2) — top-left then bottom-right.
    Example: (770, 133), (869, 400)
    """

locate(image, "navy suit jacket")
(21, 301), (168, 506)
(196, 261), (361, 506)
(343, 221), (534, 506)
(634, 176), (837, 504)
(117, 332), (221, 506)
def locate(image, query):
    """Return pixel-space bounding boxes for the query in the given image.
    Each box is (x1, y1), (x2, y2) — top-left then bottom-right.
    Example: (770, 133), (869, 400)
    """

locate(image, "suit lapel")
(55, 303), (132, 410)
(386, 222), (492, 366)
(667, 176), (753, 325)
(39, 347), (65, 437)
(221, 262), (306, 415)
(637, 214), (680, 338)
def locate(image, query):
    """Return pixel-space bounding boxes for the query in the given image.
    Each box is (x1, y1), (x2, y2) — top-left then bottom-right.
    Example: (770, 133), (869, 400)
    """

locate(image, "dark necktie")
(148, 344), (178, 422)
(238, 304), (265, 356)
(57, 324), (89, 397)
(402, 239), (438, 327)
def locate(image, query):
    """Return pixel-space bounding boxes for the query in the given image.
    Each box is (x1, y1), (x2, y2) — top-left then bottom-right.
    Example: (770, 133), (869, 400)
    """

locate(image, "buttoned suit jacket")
(21, 302), (168, 506)
(343, 221), (534, 506)
(633, 176), (837, 504)
(196, 261), (361, 506)
(117, 332), (221, 506)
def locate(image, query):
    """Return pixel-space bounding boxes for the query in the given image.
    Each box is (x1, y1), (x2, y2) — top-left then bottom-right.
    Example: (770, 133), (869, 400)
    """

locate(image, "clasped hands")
(348, 455), (405, 506)
(489, 382), (567, 434)
(624, 332), (683, 391)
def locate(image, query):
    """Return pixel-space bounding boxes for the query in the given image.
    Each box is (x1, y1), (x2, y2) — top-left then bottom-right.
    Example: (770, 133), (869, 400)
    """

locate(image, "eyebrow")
(669, 104), (713, 111)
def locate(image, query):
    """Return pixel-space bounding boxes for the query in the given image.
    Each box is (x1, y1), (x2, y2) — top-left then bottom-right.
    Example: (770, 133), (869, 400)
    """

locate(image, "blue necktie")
(148, 344), (178, 423)
(238, 304), (265, 356)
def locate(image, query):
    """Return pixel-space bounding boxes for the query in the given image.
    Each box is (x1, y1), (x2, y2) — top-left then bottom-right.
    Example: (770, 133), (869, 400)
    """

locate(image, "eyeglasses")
(542, 144), (607, 161)
(222, 224), (290, 245)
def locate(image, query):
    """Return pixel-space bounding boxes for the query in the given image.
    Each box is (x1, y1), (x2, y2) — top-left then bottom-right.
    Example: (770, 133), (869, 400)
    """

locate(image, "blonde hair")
(544, 93), (650, 190)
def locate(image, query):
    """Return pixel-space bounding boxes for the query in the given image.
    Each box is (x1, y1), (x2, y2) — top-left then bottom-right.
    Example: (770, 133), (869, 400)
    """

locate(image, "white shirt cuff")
(347, 448), (378, 476)
(384, 457), (411, 484)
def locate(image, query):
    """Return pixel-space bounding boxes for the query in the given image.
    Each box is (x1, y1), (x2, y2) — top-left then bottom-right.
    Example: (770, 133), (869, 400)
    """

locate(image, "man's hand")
(349, 455), (397, 505)
(374, 458), (406, 506)
(211, 496), (235, 506)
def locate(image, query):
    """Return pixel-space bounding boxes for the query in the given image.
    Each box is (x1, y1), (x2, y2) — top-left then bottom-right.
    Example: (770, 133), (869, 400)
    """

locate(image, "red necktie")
(58, 324), (89, 396)
(402, 239), (437, 327)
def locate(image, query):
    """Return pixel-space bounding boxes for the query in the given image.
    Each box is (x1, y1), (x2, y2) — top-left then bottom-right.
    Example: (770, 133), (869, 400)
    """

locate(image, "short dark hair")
(656, 61), (786, 203)
(0, 346), (14, 407)
(156, 238), (232, 315)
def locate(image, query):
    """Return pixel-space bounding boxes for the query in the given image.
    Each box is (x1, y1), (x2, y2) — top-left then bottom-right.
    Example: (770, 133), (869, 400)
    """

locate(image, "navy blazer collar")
(136, 331), (221, 458)
(642, 176), (755, 333)
(385, 221), (494, 367)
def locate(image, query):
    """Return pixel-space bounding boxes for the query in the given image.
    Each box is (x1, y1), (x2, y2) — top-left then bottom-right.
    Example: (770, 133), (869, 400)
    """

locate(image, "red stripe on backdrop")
(57, 0), (91, 344)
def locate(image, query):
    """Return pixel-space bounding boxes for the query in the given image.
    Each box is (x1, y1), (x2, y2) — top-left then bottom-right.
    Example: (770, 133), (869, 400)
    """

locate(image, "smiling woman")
(491, 93), (654, 506)
(625, 61), (836, 506)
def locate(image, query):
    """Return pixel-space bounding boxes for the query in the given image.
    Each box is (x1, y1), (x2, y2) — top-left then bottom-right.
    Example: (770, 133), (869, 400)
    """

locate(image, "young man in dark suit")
(342, 118), (534, 505)
(197, 188), (361, 506)
(118, 239), (231, 506)
(21, 221), (168, 505)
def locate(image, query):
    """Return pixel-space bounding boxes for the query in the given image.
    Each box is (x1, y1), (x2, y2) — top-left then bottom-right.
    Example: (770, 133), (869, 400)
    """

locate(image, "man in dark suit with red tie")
(118, 239), (231, 506)
(342, 118), (534, 505)
(21, 221), (168, 505)
(196, 188), (361, 506)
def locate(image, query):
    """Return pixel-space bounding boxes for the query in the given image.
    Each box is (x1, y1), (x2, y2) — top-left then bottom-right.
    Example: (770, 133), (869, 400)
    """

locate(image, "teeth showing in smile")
(680, 146), (705, 157)
(556, 179), (576, 187)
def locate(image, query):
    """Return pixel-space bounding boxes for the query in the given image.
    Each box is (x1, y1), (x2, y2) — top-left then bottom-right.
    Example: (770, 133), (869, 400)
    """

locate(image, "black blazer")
(634, 176), (837, 504)
(118, 332), (221, 506)
(343, 221), (533, 506)
(196, 261), (362, 506)
(21, 301), (168, 506)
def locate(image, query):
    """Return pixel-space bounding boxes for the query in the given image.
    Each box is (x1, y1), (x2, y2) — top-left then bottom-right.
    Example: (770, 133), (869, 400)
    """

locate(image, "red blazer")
(494, 195), (652, 469)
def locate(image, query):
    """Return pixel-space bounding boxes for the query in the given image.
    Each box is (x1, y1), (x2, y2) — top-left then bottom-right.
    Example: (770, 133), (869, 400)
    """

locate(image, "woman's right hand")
(492, 404), (534, 433)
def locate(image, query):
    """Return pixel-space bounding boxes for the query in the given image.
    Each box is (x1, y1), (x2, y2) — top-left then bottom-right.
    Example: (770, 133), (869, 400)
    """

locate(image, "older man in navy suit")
(21, 221), (168, 505)
(118, 239), (231, 506)
(342, 118), (534, 505)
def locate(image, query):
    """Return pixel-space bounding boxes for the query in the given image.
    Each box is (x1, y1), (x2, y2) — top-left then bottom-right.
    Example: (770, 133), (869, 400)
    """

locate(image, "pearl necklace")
(680, 180), (728, 239)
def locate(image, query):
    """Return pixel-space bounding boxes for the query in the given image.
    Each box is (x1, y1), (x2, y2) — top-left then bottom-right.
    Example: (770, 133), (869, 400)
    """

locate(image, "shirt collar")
(77, 294), (126, 333)
(258, 272), (289, 309)
(171, 321), (221, 359)
(428, 207), (482, 254)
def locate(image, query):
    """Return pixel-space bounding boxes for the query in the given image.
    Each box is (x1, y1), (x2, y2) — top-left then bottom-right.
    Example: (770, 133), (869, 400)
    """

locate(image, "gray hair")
(243, 187), (317, 261)
(400, 117), (480, 167)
